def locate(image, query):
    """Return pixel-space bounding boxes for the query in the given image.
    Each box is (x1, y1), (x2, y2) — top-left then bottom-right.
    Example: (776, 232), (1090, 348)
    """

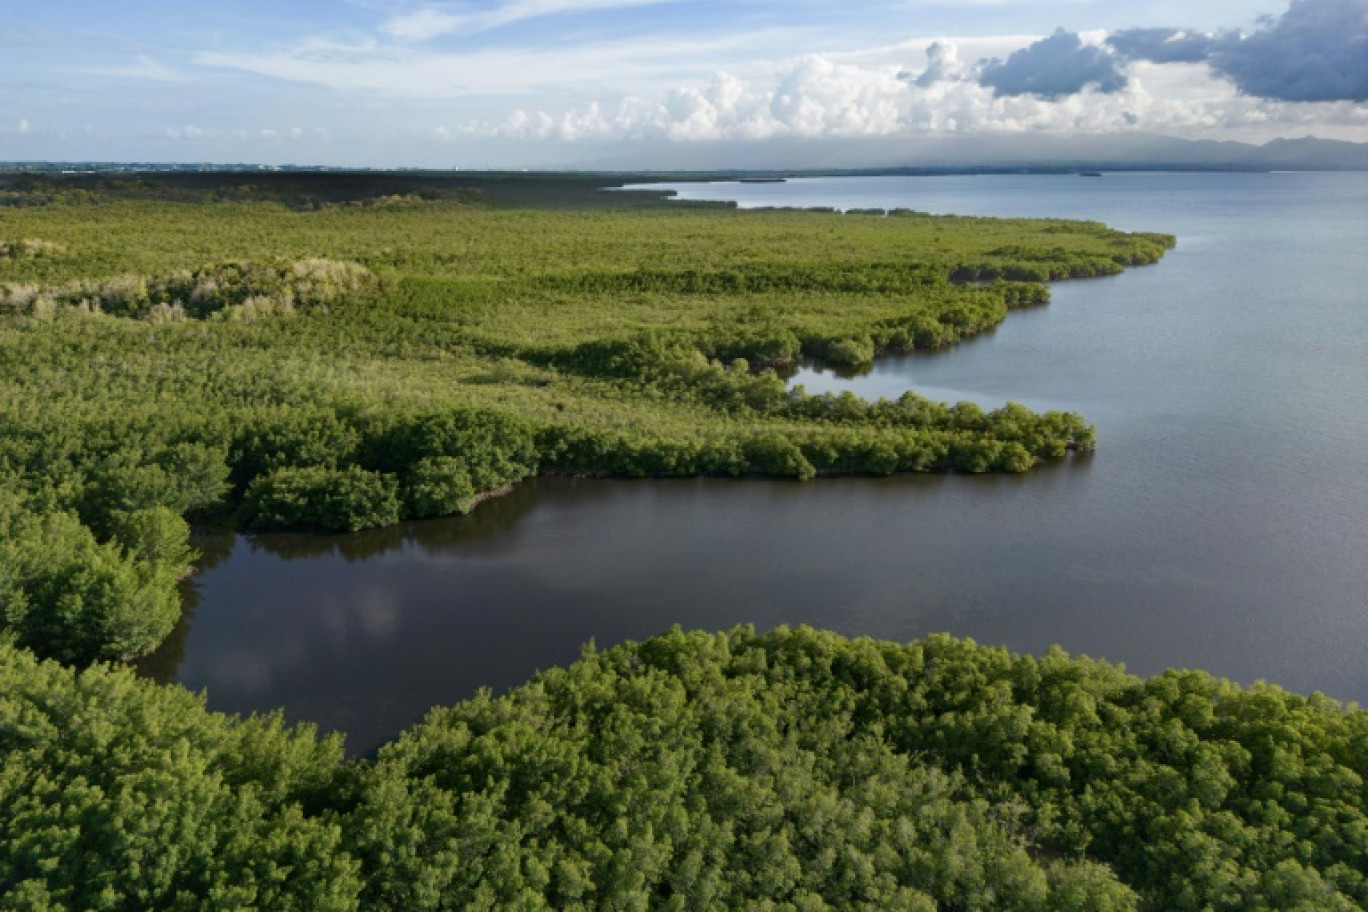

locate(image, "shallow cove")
(140, 172), (1368, 755)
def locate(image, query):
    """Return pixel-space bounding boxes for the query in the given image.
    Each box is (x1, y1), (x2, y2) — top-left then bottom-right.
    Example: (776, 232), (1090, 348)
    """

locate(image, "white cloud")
(381, 0), (676, 41)
(910, 40), (965, 86)
(471, 42), (1368, 142)
(16, 118), (30, 134)
(382, 7), (465, 42)
(196, 28), (804, 97)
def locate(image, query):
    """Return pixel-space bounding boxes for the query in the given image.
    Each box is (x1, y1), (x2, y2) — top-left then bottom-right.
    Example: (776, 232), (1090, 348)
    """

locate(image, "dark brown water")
(140, 173), (1368, 755)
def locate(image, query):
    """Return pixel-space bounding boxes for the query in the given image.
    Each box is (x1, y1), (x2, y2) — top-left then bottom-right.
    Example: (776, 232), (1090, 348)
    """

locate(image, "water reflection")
(245, 481), (543, 563)
(141, 472), (1101, 755)
(139, 173), (1368, 756)
(785, 352), (1076, 413)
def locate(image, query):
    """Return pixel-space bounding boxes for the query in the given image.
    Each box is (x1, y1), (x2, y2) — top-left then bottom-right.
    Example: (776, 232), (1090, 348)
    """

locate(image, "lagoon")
(140, 172), (1368, 754)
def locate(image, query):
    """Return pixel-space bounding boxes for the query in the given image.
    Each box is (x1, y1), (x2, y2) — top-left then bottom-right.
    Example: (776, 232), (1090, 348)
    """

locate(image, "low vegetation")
(4, 627), (1365, 911)
(0, 238), (65, 260)
(0, 173), (1171, 661)
(4, 174), (1360, 911)
(0, 257), (373, 323)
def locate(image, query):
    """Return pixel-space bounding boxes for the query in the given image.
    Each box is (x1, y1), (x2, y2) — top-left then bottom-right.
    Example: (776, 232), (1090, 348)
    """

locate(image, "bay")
(140, 173), (1368, 754)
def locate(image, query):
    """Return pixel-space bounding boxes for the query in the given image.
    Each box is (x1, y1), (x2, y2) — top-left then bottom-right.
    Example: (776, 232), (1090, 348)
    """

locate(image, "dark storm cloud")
(1109, 0), (1368, 103)
(1106, 28), (1214, 64)
(1210, 0), (1368, 103)
(978, 29), (1128, 100)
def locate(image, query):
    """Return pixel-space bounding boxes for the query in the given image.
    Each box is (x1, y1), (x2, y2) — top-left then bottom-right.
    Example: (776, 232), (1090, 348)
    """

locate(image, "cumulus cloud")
(1109, 0), (1368, 103)
(979, 29), (1127, 100)
(1106, 28), (1213, 65)
(910, 41), (965, 87)
(488, 59), (919, 142)
(465, 39), (1368, 146)
(1209, 0), (1368, 103)
(17, 118), (31, 134)
(176, 0), (1366, 156)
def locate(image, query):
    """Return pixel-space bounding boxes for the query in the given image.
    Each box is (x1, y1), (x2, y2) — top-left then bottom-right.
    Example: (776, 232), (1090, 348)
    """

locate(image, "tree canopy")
(3, 627), (1365, 911)
(0, 174), (1167, 660)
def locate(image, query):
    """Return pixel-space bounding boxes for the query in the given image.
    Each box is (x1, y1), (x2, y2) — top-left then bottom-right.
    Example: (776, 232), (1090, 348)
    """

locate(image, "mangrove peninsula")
(3, 171), (1368, 911)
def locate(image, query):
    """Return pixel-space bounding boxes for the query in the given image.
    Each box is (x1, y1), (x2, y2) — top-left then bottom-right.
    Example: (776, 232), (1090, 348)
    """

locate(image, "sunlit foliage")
(0, 174), (1165, 658)
(4, 627), (1365, 910)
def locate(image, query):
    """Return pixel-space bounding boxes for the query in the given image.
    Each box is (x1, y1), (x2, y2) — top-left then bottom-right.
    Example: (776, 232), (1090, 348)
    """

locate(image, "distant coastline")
(5, 134), (1365, 176)
(1, 162), (1357, 176)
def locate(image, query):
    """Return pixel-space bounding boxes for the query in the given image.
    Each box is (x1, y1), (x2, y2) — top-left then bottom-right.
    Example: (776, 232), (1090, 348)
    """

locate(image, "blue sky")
(3, 0), (1366, 166)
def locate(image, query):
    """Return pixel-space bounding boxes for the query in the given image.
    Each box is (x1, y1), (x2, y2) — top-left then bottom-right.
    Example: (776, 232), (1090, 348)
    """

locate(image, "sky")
(2, 0), (1367, 167)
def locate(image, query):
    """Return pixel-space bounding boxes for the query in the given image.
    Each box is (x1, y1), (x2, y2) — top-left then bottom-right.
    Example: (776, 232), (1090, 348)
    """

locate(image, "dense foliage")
(7, 172), (1354, 912)
(0, 495), (192, 663)
(0, 173), (1168, 658)
(0, 639), (359, 911)
(4, 627), (1366, 910)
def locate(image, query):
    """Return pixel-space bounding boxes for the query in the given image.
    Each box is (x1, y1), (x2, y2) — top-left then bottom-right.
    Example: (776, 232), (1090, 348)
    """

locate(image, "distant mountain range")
(890, 134), (1368, 171)
(4, 134), (1366, 175)
(577, 133), (1368, 173)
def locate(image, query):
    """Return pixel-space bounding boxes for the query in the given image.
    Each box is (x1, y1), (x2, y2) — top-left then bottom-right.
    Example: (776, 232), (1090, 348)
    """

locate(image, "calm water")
(140, 173), (1368, 754)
